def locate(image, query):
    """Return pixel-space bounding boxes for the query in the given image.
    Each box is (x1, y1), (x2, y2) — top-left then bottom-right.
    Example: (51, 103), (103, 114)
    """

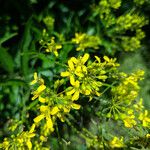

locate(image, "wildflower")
(1, 125), (36, 149)
(111, 70), (144, 104)
(146, 134), (150, 138)
(39, 96), (47, 103)
(0, 138), (10, 149)
(138, 110), (150, 127)
(103, 56), (119, 67)
(109, 0), (121, 9)
(66, 80), (80, 101)
(31, 84), (46, 100)
(61, 59), (76, 85)
(34, 105), (55, 132)
(116, 12), (148, 31)
(71, 53), (89, 77)
(25, 124), (36, 149)
(30, 72), (44, 85)
(45, 37), (62, 57)
(72, 33), (101, 51)
(71, 103), (81, 109)
(122, 110), (137, 128)
(133, 98), (144, 111)
(61, 53), (89, 85)
(109, 136), (124, 148)
(30, 72), (46, 100)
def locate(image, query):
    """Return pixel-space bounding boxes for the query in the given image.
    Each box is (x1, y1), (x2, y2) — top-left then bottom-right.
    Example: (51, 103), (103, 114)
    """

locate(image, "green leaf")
(0, 46), (14, 73)
(0, 32), (17, 45)
(20, 18), (32, 78)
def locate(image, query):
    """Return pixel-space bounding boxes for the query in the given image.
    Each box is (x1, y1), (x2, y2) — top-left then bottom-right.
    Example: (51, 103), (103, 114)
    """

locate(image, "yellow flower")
(72, 33), (86, 44)
(31, 84), (46, 100)
(72, 33), (101, 51)
(123, 115), (136, 128)
(103, 56), (119, 67)
(18, 128), (35, 149)
(121, 109), (136, 128)
(39, 96), (47, 103)
(61, 59), (76, 85)
(29, 123), (36, 133)
(51, 106), (59, 115)
(30, 72), (44, 85)
(34, 105), (58, 132)
(139, 110), (150, 127)
(133, 98), (144, 111)
(146, 134), (150, 138)
(0, 138), (10, 149)
(34, 114), (45, 123)
(109, 136), (124, 148)
(71, 53), (89, 77)
(66, 80), (80, 101)
(71, 103), (81, 109)
(61, 53), (89, 86)
(45, 37), (62, 57)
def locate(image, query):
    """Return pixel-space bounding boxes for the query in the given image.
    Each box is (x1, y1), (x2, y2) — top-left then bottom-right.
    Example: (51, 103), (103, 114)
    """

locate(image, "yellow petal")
(51, 106), (59, 115)
(103, 56), (110, 62)
(70, 75), (75, 86)
(63, 107), (70, 113)
(34, 72), (38, 80)
(31, 94), (39, 100)
(71, 103), (81, 109)
(54, 51), (58, 57)
(82, 65), (87, 73)
(27, 140), (32, 149)
(56, 44), (62, 49)
(39, 78), (45, 85)
(66, 88), (75, 96)
(68, 59), (74, 70)
(37, 84), (46, 93)
(146, 134), (150, 138)
(40, 135), (47, 142)
(40, 105), (48, 112)
(34, 114), (45, 123)
(46, 117), (54, 131)
(57, 113), (65, 122)
(29, 124), (35, 133)
(75, 80), (80, 88)
(72, 90), (80, 101)
(71, 57), (78, 64)
(28, 133), (36, 138)
(82, 53), (89, 64)
(61, 71), (70, 77)
(85, 90), (91, 95)
(95, 56), (101, 63)
(39, 96), (46, 103)
(97, 75), (107, 80)
(30, 80), (37, 85)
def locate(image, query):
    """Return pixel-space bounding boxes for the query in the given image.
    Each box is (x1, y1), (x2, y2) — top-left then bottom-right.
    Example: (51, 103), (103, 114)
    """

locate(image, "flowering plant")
(0, 0), (150, 149)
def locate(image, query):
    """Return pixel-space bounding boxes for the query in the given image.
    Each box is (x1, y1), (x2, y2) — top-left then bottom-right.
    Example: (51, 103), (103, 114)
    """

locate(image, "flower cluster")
(105, 70), (150, 129)
(92, 0), (148, 53)
(115, 12), (148, 32)
(30, 73), (81, 137)
(72, 33), (101, 51)
(0, 124), (36, 149)
(61, 53), (119, 100)
(109, 136), (124, 148)
(121, 29), (145, 51)
(42, 37), (62, 57)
